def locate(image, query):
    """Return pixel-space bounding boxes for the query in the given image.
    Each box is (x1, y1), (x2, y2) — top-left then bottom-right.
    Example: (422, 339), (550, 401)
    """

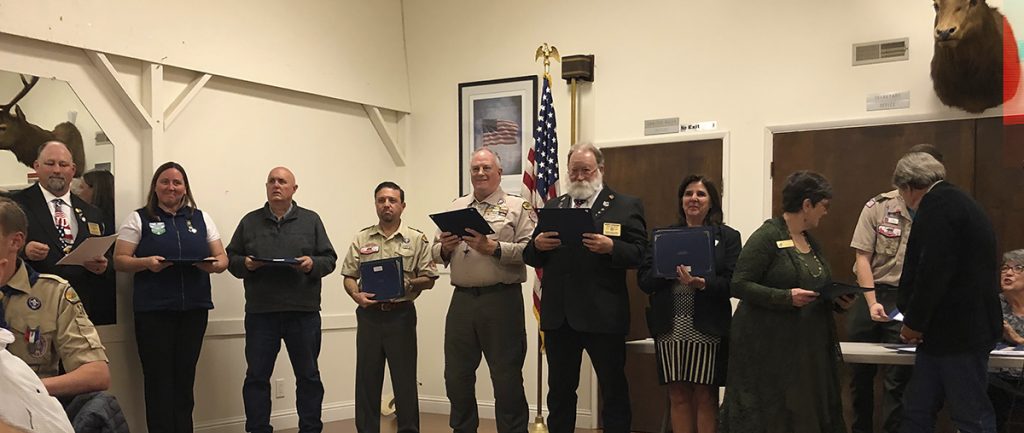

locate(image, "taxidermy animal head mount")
(931, 0), (1020, 113)
(0, 74), (86, 177)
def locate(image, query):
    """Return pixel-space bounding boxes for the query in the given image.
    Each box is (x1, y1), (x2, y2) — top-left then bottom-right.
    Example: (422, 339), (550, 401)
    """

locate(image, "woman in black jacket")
(638, 175), (741, 433)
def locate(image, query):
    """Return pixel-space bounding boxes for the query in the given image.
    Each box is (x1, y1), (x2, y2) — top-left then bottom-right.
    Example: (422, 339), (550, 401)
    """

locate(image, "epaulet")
(359, 225), (376, 232)
(37, 273), (70, 285)
(407, 226), (425, 235)
(864, 194), (890, 208)
(506, 193), (522, 198)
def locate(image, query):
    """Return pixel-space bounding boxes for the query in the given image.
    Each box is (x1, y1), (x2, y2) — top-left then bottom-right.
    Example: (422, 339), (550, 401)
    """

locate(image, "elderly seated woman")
(989, 249), (1024, 433)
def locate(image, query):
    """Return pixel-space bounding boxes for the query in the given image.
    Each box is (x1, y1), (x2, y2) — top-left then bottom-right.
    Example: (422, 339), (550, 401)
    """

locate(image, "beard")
(44, 177), (68, 195)
(566, 171), (603, 201)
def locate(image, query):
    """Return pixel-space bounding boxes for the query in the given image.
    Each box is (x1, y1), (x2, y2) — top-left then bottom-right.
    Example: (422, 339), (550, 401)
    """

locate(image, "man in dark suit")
(894, 152), (1001, 433)
(12, 141), (115, 325)
(524, 143), (647, 433)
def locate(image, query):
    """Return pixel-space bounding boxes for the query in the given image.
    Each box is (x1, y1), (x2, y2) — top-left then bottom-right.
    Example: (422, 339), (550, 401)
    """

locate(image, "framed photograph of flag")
(458, 75), (538, 196)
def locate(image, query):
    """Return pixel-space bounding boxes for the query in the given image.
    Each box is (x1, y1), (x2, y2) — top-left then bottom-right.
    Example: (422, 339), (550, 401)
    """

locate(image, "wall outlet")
(274, 378), (285, 399)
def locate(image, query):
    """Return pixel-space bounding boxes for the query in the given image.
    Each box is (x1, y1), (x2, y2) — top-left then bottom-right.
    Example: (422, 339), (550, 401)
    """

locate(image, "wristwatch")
(492, 243), (502, 258)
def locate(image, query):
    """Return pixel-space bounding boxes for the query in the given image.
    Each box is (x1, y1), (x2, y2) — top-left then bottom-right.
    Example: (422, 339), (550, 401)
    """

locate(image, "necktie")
(573, 199), (587, 208)
(53, 199), (73, 252)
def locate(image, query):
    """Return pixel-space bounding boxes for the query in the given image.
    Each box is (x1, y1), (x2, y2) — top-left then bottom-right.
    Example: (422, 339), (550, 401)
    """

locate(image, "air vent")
(852, 38), (909, 66)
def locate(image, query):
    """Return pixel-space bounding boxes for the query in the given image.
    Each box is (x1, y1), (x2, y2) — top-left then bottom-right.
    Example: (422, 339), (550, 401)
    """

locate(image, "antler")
(1, 74), (40, 113)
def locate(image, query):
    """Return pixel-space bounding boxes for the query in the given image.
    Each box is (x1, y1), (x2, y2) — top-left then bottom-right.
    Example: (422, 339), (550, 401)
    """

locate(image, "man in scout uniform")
(846, 144), (943, 433)
(432, 147), (536, 433)
(524, 142), (647, 433)
(12, 141), (115, 325)
(341, 181), (438, 433)
(0, 197), (110, 398)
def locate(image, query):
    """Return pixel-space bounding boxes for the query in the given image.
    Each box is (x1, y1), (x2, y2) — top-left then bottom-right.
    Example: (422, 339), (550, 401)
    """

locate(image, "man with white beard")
(523, 142), (647, 433)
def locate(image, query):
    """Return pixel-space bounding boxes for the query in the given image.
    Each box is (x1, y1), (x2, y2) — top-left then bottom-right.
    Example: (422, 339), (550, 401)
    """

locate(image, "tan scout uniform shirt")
(431, 188), (537, 288)
(850, 189), (913, 286)
(1, 262), (107, 378)
(341, 223), (438, 302)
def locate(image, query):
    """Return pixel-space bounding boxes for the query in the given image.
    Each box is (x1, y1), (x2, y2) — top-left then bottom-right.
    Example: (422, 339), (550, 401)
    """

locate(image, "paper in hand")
(55, 234), (117, 266)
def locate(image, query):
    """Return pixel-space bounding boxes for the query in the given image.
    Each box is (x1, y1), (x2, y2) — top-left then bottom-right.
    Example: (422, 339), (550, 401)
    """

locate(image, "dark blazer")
(523, 186), (647, 335)
(897, 181), (1001, 355)
(638, 223), (741, 338)
(12, 183), (116, 325)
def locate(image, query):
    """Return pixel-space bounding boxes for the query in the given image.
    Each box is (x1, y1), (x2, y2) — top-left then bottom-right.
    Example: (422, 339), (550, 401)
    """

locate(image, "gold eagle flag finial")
(535, 43), (560, 75)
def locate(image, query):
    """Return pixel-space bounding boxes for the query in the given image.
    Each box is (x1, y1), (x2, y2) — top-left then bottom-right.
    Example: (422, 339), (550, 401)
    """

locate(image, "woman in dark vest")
(113, 161), (227, 433)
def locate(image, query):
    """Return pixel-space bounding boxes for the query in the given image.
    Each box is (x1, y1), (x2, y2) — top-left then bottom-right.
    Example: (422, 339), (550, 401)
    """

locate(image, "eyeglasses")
(1002, 264), (1024, 274)
(569, 167), (597, 177)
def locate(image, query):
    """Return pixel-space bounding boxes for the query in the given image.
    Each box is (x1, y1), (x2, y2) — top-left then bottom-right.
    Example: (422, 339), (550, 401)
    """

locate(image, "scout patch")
(878, 226), (901, 238)
(359, 244), (380, 255)
(603, 223), (622, 237)
(885, 216), (900, 225)
(865, 199), (876, 208)
(149, 222), (167, 235)
(88, 222), (102, 236)
(64, 288), (81, 304)
(26, 297), (42, 310)
(776, 239), (795, 249)
(29, 334), (47, 358)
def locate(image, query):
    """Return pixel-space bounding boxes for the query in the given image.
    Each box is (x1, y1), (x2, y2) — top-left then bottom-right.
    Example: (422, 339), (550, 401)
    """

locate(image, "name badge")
(776, 239), (795, 249)
(149, 222), (166, 235)
(885, 216), (900, 225)
(88, 222), (102, 236)
(358, 244), (380, 255)
(603, 223), (622, 237)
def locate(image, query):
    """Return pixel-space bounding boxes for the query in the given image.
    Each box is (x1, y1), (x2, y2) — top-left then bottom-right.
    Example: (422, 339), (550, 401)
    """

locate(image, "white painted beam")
(85, 50), (152, 128)
(141, 62), (164, 176)
(164, 73), (212, 131)
(363, 104), (405, 167)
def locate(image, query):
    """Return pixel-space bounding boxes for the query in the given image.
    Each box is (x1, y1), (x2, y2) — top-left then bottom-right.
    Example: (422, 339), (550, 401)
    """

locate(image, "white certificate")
(55, 234), (118, 266)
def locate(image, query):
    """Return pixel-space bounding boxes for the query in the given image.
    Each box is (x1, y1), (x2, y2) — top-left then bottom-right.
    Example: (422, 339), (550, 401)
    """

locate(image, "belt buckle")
(380, 302), (395, 312)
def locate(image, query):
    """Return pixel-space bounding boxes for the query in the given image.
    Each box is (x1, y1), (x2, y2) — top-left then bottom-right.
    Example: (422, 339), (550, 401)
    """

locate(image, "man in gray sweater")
(226, 167), (337, 433)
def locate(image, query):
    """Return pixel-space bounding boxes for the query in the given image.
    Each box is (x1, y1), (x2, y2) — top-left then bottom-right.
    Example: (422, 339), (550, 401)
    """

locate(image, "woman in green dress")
(720, 171), (850, 433)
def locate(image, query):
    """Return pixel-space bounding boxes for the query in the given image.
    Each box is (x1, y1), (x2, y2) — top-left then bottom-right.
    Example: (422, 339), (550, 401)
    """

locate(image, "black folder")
(816, 281), (871, 300)
(652, 227), (715, 278)
(533, 208), (597, 246)
(359, 257), (405, 301)
(252, 257), (299, 266)
(429, 208), (494, 238)
(159, 258), (216, 265)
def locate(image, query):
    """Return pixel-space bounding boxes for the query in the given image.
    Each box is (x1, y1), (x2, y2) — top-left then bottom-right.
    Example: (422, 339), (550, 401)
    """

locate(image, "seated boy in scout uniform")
(0, 198), (110, 398)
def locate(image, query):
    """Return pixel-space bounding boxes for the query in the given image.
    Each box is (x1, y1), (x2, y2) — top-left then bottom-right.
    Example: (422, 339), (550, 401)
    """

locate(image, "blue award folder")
(533, 208), (596, 246)
(652, 227), (714, 278)
(252, 257), (299, 266)
(359, 257), (404, 301)
(429, 208), (495, 238)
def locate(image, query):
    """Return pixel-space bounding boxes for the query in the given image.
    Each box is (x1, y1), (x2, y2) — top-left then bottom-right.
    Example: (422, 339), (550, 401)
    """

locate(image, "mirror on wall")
(0, 69), (117, 325)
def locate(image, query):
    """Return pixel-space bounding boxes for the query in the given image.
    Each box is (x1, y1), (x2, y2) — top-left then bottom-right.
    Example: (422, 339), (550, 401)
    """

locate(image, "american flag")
(481, 119), (520, 146)
(523, 73), (558, 326)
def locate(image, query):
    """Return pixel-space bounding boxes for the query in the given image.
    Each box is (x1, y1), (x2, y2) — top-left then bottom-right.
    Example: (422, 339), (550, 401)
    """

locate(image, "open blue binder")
(652, 226), (714, 279)
(359, 256), (404, 301)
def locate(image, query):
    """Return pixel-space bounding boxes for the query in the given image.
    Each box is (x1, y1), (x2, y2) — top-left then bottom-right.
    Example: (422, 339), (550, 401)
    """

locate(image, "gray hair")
(568, 142), (604, 165)
(472, 147), (502, 166)
(1005, 249), (1024, 267)
(892, 152), (945, 189)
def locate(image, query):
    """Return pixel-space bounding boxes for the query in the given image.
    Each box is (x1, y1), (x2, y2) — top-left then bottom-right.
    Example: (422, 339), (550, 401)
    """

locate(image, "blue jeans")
(243, 312), (324, 433)
(901, 350), (996, 433)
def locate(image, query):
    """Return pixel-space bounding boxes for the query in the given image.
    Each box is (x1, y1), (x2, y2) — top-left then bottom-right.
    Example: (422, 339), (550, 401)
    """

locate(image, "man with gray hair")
(847, 144), (944, 433)
(893, 152), (1001, 433)
(433, 147), (535, 433)
(524, 142), (647, 433)
(12, 141), (114, 325)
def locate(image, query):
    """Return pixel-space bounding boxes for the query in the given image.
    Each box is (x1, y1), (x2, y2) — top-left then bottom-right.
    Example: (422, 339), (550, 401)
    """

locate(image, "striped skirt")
(653, 287), (723, 385)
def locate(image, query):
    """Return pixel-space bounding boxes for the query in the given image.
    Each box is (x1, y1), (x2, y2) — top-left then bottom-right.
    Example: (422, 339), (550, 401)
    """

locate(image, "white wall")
(0, 0), (411, 112)
(3, 0), (1022, 431)
(401, 0), (1014, 427)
